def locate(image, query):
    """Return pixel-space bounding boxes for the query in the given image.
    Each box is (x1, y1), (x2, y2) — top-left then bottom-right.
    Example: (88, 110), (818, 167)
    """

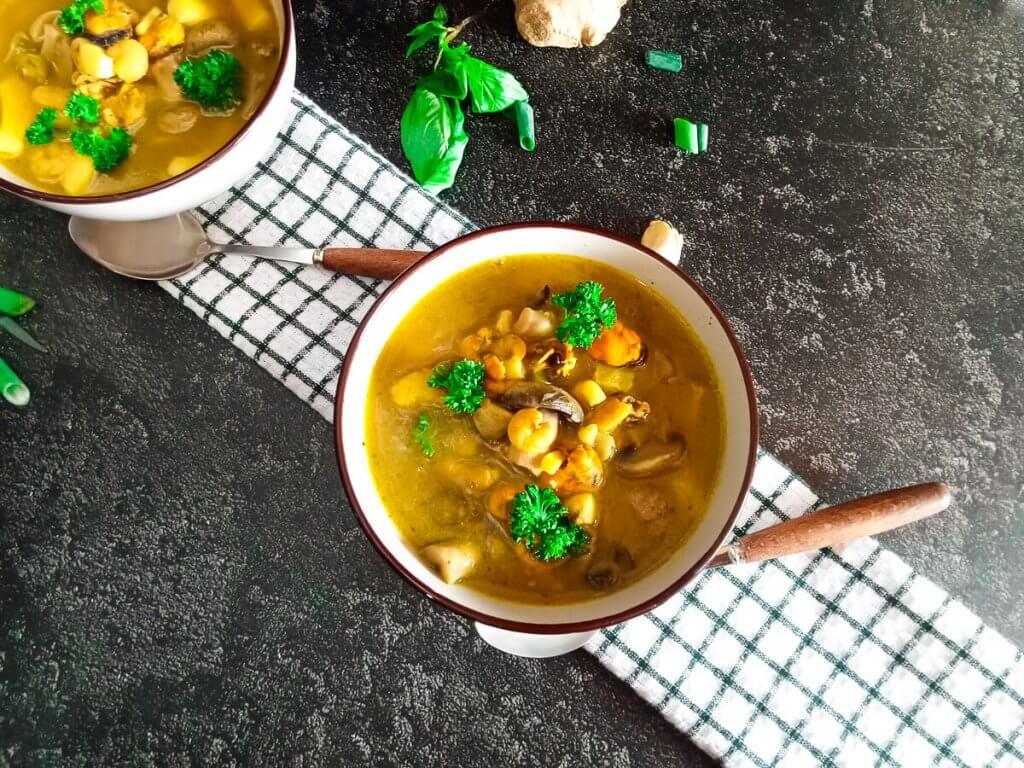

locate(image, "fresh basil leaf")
(441, 40), (471, 67)
(421, 100), (467, 195)
(401, 87), (455, 184)
(419, 67), (468, 100)
(463, 56), (529, 114)
(433, 4), (448, 22)
(405, 20), (447, 58)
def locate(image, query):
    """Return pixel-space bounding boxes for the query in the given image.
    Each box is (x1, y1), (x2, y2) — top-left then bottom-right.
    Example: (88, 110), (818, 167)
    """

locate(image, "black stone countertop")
(2, 1), (1022, 765)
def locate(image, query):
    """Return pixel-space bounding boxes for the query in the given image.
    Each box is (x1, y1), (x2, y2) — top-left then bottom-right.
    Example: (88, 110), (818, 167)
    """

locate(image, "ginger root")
(514, 0), (627, 48)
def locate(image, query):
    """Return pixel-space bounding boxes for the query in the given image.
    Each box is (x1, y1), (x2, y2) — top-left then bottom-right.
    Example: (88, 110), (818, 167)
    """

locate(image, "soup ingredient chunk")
(421, 540), (479, 584)
(510, 485), (590, 561)
(552, 281), (617, 347)
(70, 126), (131, 170)
(25, 108), (59, 145)
(589, 319), (645, 366)
(58, 0), (106, 36)
(173, 49), (241, 108)
(428, 359), (486, 414)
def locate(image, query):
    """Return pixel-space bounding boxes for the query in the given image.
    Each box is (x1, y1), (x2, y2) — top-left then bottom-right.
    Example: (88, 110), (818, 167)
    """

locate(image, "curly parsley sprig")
(552, 281), (617, 348)
(174, 50), (242, 110)
(510, 485), (590, 561)
(428, 359), (485, 414)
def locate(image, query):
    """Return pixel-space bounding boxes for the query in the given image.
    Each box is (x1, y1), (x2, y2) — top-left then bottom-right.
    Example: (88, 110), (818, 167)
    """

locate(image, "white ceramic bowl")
(0, 0), (295, 221)
(335, 223), (759, 637)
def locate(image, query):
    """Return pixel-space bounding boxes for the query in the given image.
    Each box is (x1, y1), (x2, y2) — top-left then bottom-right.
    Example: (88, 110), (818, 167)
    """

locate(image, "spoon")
(703, 482), (950, 570)
(69, 212), (428, 281)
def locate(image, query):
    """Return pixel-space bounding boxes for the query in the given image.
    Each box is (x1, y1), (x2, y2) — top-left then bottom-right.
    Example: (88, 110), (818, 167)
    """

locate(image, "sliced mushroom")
(587, 561), (621, 590)
(628, 487), (674, 521)
(531, 284), (551, 308)
(29, 11), (61, 43)
(472, 399), (514, 442)
(616, 434), (686, 478)
(613, 545), (635, 572)
(498, 381), (584, 424)
(185, 20), (238, 57)
(150, 53), (184, 101)
(421, 541), (480, 584)
(157, 103), (199, 134)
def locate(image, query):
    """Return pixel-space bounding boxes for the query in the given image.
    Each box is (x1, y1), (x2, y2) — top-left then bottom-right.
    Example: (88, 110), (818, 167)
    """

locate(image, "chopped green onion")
(513, 100), (536, 152)
(0, 317), (47, 353)
(0, 356), (30, 407)
(674, 118), (699, 154)
(0, 286), (36, 317)
(646, 50), (682, 73)
(673, 118), (709, 155)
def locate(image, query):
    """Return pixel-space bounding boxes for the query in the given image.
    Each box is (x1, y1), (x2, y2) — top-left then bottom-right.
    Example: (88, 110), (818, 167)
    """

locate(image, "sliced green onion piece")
(0, 317), (48, 352)
(0, 286), (36, 317)
(0, 356), (30, 406)
(698, 122), (709, 152)
(646, 50), (683, 73)
(514, 100), (536, 152)
(673, 118), (700, 154)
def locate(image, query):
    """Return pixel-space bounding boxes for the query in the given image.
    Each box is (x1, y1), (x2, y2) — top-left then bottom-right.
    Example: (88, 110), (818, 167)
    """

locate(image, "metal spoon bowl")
(69, 213), (427, 281)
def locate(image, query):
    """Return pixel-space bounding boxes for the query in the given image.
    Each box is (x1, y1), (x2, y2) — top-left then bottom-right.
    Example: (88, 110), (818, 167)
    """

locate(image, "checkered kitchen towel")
(160, 92), (1024, 767)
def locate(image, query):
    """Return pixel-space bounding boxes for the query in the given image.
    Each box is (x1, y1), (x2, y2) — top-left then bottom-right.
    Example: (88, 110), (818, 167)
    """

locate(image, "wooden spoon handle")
(319, 247), (429, 279)
(706, 482), (951, 569)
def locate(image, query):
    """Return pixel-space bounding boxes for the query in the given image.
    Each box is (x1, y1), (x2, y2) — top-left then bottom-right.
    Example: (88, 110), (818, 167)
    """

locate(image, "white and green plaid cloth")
(160, 92), (1024, 767)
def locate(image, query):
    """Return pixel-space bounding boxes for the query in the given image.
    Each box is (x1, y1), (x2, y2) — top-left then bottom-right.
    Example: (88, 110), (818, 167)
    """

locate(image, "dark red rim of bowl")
(333, 222), (760, 635)
(0, 0), (293, 205)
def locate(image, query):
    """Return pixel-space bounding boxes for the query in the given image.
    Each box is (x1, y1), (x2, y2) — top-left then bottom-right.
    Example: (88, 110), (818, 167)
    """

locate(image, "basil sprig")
(401, 4), (534, 195)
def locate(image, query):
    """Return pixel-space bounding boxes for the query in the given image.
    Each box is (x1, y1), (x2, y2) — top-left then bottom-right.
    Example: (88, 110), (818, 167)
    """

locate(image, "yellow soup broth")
(366, 255), (726, 605)
(0, 0), (279, 195)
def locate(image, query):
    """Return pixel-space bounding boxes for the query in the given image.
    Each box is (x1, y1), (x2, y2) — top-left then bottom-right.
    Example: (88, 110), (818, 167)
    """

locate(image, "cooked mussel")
(616, 433), (686, 478)
(498, 381), (584, 424)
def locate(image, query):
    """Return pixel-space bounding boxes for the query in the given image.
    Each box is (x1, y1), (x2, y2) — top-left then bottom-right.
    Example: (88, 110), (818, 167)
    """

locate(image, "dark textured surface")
(2, 1), (1022, 765)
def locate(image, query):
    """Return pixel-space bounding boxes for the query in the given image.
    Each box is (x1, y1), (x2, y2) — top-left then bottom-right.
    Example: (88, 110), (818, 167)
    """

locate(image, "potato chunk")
(0, 77), (34, 159)
(389, 369), (438, 407)
(421, 541), (480, 584)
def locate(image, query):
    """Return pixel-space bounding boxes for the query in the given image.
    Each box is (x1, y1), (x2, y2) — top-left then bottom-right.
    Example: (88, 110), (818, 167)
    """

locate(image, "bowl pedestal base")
(474, 623), (597, 658)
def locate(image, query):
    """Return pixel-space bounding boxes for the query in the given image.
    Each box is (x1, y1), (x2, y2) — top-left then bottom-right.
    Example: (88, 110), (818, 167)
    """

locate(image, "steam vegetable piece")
(510, 484), (590, 561)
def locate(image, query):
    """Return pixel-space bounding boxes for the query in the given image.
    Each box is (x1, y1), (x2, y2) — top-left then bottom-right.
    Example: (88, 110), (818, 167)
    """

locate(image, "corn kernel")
(577, 423), (599, 447)
(538, 450), (565, 475)
(565, 493), (597, 525)
(495, 309), (514, 334)
(594, 431), (616, 461)
(572, 379), (606, 408)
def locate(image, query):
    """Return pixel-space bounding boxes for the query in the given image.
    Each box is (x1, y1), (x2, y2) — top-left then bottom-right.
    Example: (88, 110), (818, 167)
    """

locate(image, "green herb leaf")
(418, 68), (468, 100)
(71, 127), (132, 172)
(0, 286), (36, 317)
(174, 50), (242, 109)
(510, 485), (590, 561)
(405, 19), (448, 59)
(433, 4), (447, 22)
(463, 56), (528, 114)
(428, 359), (485, 414)
(420, 99), (467, 194)
(25, 108), (58, 146)
(552, 281), (617, 348)
(64, 92), (100, 124)
(412, 414), (435, 457)
(57, 0), (104, 36)
(401, 87), (455, 185)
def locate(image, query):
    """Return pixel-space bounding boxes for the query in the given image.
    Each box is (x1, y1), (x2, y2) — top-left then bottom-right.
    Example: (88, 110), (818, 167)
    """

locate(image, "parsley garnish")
(428, 359), (485, 414)
(552, 281), (617, 348)
(58, 0), (104, 35)
(71, 127), (132, 172)
(510, 485), (590, 561)
(64, 93), (100, 125)
(25, 109), (58, 146)
(413, 414), (435, 457)
(173, 50), (242, 110)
